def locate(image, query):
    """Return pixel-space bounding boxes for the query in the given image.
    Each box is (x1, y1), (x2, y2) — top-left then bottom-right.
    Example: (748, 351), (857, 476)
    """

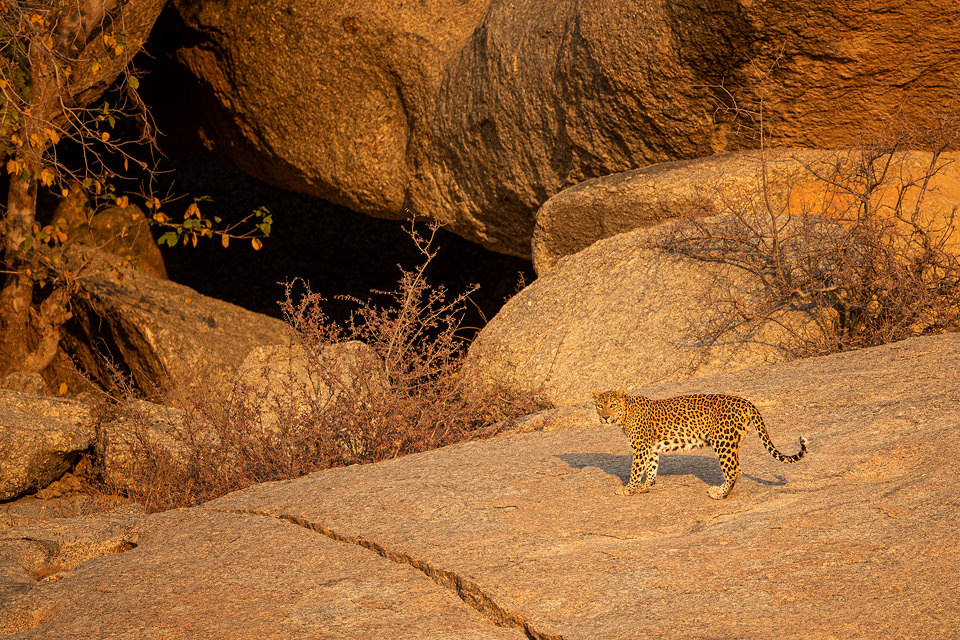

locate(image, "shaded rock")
(533, 148), (960, 274)
(0, 373), (47, 397)
(2, 331), (958, 637)
(156, 0), (960, 258)
(467, 221), (813, 407)
(62, 247), (291, 399)
(0, 391), (93, 502)
(60, 200), (168, 279)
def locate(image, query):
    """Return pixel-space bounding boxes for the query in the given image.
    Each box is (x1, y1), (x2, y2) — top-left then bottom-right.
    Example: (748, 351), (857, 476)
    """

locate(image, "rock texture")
(63, 247), (291, 399)
(0, 391), (93, 501)
(466, 221), (811, 407)
(156, 0), (960, 257)
(533, 149), (960, 274)
(2, 331), (959, 638)
(60, 201), (168, 279)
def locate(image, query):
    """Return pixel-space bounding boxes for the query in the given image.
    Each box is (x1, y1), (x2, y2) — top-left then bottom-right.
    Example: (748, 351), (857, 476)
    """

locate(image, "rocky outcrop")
(156, 0), (960, 258)
(63, 247), (291, 399)
(533, 148), (960, 275)
(0, 391), (93, 502)
(466, 220), (813, 407)
(2, 331), (959, 638)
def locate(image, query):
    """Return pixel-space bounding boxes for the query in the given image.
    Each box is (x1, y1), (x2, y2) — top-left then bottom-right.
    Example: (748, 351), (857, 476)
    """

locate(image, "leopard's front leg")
(617, 448), (657, 495)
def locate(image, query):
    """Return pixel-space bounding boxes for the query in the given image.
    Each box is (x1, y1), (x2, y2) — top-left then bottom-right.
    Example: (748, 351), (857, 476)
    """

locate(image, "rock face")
(63, 248), (291, 399)
(156, 0), (960, 258)
(2, 331), (959, 638)
(533, 148), (960, 275)
(466, 221), (810, 407)
(0, 391), (93, 501)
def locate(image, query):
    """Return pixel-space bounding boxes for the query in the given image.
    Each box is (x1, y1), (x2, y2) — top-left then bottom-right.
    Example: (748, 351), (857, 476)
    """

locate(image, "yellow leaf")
(185, 202), (200, 219)
(39, 167), (55, 187)
(184, 297), (192, 304)
(58, 382), (67, 396)
(0, 79), (5, 89)
(91, 61), (101, 74)
(44, 128), (60, 144)
(101, 131), (110, 142)
(6, 158), (21, 175)
(153, 212), (169, 223)
(61, 188), (70, 197)
(115, 195), (128, 208)
(191, 233), (198, 248)
(251, 237), (263, 251)
(221, 234), (230, 248)
(29, 133), (41, 148)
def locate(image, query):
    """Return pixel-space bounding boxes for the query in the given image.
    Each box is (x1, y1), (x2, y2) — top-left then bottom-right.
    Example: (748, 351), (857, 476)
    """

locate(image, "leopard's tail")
(747, 403), (807, 463)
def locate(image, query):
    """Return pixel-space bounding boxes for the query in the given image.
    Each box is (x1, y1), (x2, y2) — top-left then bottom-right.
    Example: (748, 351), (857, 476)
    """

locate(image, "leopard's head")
(592, 388), (626, 425)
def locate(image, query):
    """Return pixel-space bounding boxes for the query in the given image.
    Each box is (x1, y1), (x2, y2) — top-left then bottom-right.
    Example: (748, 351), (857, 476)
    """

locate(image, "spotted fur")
(593, 389), (807, 499)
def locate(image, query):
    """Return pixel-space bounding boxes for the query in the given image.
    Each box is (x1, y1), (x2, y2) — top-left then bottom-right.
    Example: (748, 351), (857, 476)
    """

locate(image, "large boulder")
(155, 0), (960, 258)
(2, 331), (959, 637)
(62, 248), (291, 399)
(533, 148), (960, 274)
(466, 221), (812, 407)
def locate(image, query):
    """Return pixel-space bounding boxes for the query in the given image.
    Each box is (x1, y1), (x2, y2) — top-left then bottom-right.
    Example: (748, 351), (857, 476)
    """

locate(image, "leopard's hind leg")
(708, 439), (742, 500)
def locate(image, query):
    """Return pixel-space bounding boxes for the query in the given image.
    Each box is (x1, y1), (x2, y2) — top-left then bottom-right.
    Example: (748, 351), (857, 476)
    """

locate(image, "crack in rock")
(205, 507), (564, 640)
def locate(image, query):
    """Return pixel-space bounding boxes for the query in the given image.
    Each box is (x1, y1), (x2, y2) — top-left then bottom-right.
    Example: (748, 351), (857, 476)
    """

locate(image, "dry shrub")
(658, 115), (960, 356)
(89, 221), (545, 512)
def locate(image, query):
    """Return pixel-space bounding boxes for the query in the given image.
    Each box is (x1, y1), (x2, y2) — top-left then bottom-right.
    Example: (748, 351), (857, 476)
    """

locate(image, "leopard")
(592, 389), (807, 499)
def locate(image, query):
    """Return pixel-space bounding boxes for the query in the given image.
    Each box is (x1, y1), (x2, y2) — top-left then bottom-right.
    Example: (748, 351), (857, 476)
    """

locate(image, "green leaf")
(158, 232), (178, 247)
(127, 76), (140, 90)
(107, 115), (116, 129)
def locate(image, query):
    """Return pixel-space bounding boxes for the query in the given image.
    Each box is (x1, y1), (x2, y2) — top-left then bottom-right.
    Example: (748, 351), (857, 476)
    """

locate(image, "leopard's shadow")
(556, 453), (786, 487)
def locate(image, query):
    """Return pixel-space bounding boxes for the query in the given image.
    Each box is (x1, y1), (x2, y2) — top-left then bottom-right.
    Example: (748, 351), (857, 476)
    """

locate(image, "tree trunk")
(0, 167), (69, 378)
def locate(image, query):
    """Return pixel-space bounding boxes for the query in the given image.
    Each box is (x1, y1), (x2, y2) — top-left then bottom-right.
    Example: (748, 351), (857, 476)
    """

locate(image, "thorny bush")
(659, 116), (960, 356)
(89, 221), (545, 512)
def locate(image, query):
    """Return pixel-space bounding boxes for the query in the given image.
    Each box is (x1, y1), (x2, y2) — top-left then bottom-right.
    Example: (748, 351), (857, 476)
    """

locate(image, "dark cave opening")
(151, 153), (535, 338)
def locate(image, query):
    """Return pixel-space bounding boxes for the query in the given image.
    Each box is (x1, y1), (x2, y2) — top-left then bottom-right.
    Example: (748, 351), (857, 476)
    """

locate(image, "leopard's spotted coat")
(593, 389), (807, 499)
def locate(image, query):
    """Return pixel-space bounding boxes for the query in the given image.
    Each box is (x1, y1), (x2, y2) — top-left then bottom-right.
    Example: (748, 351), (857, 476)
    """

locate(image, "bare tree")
(0, 1), (272, 381)
(0, 0), (167, 377)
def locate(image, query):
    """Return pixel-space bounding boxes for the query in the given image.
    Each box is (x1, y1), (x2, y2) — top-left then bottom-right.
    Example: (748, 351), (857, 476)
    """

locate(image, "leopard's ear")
(616, 387), (625, 396)
(591, 390), (600, 400)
